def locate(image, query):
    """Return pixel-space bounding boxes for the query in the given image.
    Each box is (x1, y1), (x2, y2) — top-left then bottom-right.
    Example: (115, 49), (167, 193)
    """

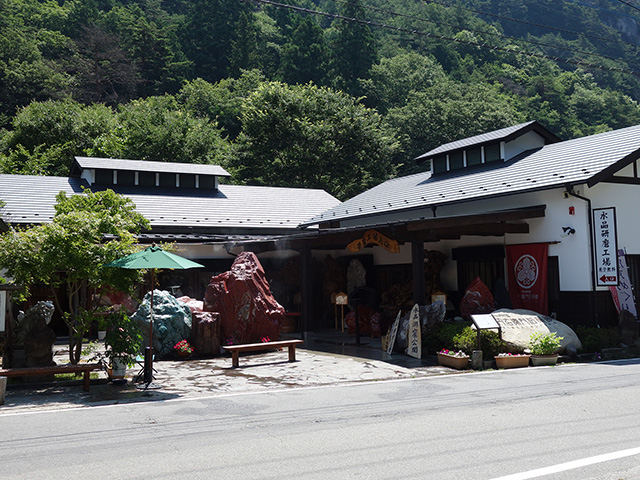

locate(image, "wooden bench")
(222, 339), (304, 368)
(0, 363), (103, 392)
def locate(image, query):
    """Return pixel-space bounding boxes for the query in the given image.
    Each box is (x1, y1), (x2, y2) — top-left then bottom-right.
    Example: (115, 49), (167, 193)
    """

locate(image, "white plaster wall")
(504, 131), (546, 160)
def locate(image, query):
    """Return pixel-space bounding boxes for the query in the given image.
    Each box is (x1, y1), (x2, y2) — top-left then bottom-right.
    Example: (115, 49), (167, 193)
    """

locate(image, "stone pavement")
(0, 341), (461, 414)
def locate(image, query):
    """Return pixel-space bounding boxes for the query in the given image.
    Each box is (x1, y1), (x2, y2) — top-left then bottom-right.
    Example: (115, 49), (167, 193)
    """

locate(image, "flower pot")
(110, 357), (128, 379)
(437, 352), (469, 369)
(97, 330), (106, 340)
(530, 354), (559, 366)
(495, 355), (530, 369)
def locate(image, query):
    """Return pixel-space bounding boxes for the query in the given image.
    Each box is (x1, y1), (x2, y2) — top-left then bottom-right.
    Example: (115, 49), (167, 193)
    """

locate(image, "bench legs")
(231, 351), (240, 368)
(288, 345), (297, 362)
(83, 371), (91, 391)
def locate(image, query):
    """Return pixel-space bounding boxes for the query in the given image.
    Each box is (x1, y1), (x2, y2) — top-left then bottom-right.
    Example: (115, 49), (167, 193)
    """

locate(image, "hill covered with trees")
(1, 0), (640, 199)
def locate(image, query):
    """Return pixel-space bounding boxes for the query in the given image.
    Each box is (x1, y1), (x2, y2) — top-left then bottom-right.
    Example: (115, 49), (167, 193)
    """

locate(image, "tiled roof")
(0, 175), (339, 232)
(73, 157), (231, 177)
(414, 121), (560, 161)
(302, 123), (640, 227)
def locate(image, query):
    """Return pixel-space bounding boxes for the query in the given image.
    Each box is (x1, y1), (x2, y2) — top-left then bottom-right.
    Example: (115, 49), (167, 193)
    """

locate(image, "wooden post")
(300, 246), (313, 337)
(412, 241), (426, 305)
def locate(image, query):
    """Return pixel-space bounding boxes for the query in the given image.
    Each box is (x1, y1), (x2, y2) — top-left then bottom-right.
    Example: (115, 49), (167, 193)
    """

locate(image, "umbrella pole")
(144, 269), (155, 384)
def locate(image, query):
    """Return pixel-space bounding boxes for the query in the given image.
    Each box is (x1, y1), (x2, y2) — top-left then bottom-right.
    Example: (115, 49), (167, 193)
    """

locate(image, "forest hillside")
(1, 0), (640, 199)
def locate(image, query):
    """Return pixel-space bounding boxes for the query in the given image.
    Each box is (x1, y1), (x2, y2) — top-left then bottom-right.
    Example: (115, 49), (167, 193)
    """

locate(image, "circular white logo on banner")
(515, 254), (539, 289)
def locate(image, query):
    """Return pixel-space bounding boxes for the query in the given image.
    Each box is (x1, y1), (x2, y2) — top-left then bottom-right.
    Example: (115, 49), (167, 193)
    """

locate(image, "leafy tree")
(0, 99), (116, 176)
(329, 0), (377, 97)
(361, 52), (447, 113)
(230, 81), (397, 200)
(385, 81), (523, 175)
(0, 188), (150, 364)
(89, 95), (231, 164)
(278, 17), (329, 86)
(181, 0), (254, 83)
(176, 70), (264, 139)
(68, 25), (139, 105)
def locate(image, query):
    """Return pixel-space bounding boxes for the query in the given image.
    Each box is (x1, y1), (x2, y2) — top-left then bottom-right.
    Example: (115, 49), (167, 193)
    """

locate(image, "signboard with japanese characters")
(609, 249), (637, 316)
(406, 304), (421, 359)
(593, 207), (619, 287)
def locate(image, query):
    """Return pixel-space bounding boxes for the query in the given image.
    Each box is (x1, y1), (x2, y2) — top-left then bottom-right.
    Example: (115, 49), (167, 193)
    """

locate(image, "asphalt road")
(2, 359), (640, 479)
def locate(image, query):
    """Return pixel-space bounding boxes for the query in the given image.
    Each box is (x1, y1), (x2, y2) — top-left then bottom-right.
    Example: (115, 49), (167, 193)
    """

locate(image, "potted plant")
(102, 311), (143, 380)
(437, 349), (470, 369)
(173, 340), (194, 358)
(495, 352), (530, 369)
(528, 331), (563, 366)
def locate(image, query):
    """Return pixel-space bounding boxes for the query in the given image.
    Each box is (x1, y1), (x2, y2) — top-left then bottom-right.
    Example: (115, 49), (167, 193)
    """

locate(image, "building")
(0, 157), (340, 330)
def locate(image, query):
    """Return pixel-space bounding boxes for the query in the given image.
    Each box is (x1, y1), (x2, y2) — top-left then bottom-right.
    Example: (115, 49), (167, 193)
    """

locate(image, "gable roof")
(302, 123), (640, 227)
(0, 174), (339, 233)
(415, 121), (561, 161)
(71, 157), (231, 177)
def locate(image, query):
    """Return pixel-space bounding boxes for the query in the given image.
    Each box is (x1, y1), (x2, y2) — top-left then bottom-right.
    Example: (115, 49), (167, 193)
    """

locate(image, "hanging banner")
(609, 249), (637, 317)
(347, 229), (399, 253)
(593, 207), (619, 287)
(506, 243), (549, 315)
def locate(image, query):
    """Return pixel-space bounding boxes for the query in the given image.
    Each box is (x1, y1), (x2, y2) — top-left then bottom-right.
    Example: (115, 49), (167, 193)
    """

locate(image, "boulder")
(131, 290), (192, 357)
(204, 252), (284, 344)
(22, 301), (56, 368)
(177, 296), (204, 313)
(459, 277), (495, 318)
(492, 309), (582, 354)
(192, 311), (221, 356)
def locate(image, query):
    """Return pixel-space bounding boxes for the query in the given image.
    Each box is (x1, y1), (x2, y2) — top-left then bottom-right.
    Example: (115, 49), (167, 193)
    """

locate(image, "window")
(484, 144), (501, 163)
(449, 151), (464, 171)
(466, 148), (482, 166)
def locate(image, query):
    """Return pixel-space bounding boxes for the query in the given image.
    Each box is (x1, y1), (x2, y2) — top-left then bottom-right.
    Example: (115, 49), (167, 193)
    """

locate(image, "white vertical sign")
(593, 207), (619, 287)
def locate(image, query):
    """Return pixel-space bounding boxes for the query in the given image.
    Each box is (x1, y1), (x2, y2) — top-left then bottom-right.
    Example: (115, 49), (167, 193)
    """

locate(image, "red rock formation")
(459, 276), (495, 318)
(204, 252), (284, 344)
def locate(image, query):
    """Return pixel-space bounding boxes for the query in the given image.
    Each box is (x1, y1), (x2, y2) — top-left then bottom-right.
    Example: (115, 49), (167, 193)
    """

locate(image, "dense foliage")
(1, 0), (640, 197)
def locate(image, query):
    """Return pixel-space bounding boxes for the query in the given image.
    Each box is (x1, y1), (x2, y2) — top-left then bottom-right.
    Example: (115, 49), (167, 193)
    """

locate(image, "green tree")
(0, 188), (150, 364)
(278, 17), (329, 86)
(385, 81), (523, 175)
(176, 70), (264, 139)
(231, 81), (397, 200)
(329, 0), (377, 97)
(89, 95), (231, 164)
(1, 99), (116, 176)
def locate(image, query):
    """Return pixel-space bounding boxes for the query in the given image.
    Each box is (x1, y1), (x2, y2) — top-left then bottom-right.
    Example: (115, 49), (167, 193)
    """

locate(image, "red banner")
(506, 243), (548, 315)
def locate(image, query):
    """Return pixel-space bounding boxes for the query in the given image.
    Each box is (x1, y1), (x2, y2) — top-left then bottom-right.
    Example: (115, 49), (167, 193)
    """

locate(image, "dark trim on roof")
(0, 218), (8, 232)
(71, 157), (231, 177)
(586, 147), (640, 187)
(415, 121), (561, 163)
(238, 205), (546, 253)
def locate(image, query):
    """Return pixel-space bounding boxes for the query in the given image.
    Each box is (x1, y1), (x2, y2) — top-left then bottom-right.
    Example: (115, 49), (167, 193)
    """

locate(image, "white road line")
(490, 446), (640, 480)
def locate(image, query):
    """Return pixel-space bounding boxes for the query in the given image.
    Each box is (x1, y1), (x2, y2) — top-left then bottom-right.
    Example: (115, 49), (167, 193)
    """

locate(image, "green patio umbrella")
(105, 245), (204, 384)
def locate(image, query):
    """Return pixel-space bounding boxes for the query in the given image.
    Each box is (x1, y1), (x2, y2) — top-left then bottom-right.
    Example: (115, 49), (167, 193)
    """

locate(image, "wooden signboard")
(347, 229), (400, 254)
(386, 310), (402, 356)
(406, 304), (421, 359)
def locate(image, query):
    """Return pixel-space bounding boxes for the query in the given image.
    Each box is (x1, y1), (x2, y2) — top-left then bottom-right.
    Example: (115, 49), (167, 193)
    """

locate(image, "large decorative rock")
(459, 277), (495, 318)
(177, 296), (204, 313)
(492, 309), (582, 354)
(344, 305), (382, 337)
(394, 302), (446, 351)
(192, 311), (221, 356)
(21, 301), (56, 368)
(204, 252), (284, 344)
(131, 290), (192, 357)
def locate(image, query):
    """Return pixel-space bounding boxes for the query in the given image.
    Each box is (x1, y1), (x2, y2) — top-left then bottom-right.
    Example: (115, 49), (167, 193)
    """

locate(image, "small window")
(95, 169), (112, 185)
(449, 152), (464, 171)
(117, 170), (135, 186)
(159, 172), (175, 188)
(432, 156), (447, 174)
(484, 144), (501, 163)
(181, 173), (196, 189)
(466, 148), (482, 166)
(139, 171), (155, 187)
(199, 175), (215, 189)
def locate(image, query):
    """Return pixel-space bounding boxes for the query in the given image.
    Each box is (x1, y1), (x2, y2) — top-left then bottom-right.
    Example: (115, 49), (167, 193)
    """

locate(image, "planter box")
(437, 353), (469, 369)
(530, 354), (559, 366)
(495, 355), (530, 369)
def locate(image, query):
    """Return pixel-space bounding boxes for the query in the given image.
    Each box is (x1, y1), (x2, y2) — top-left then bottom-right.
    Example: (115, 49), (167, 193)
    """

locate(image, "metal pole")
(145, 269), (155, 383)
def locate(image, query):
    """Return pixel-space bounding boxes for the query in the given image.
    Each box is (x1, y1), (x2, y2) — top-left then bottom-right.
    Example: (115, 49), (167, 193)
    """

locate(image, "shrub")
(453, 326), (504, 360)
(528, 331), (563, 356)
(423, 320), (470, 354)
(574, 326), (620, 353)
